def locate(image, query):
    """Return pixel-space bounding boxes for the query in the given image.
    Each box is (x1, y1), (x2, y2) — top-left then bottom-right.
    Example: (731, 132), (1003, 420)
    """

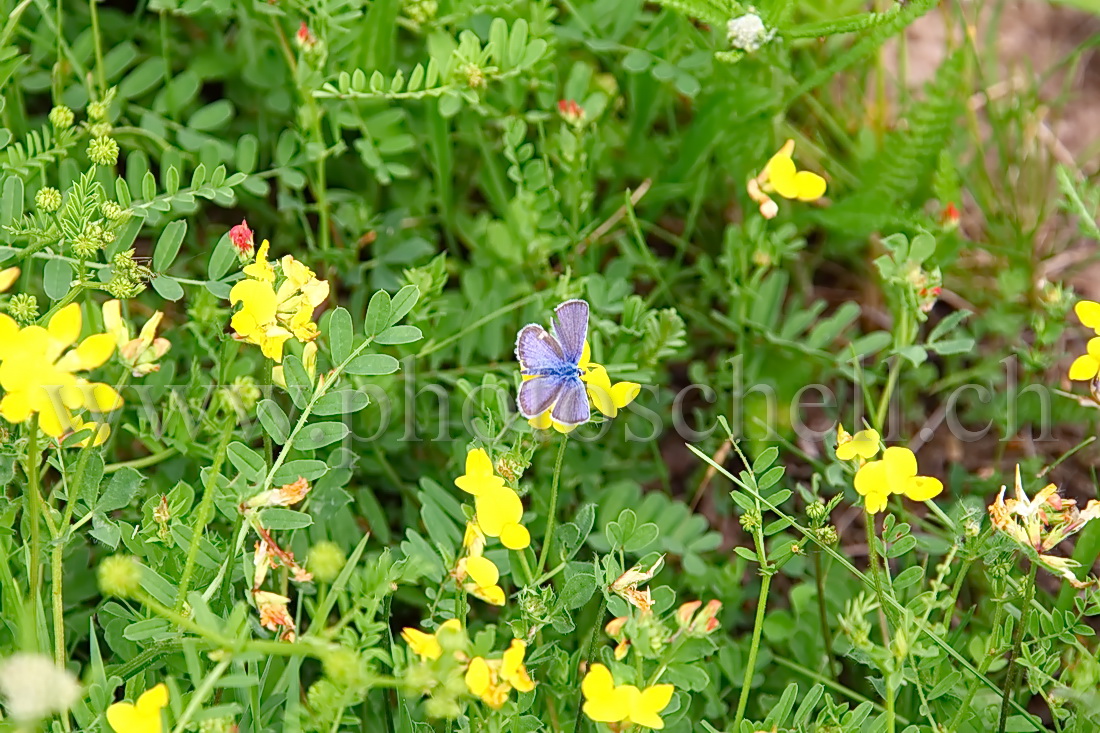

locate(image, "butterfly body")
(515, 299), (590, 426)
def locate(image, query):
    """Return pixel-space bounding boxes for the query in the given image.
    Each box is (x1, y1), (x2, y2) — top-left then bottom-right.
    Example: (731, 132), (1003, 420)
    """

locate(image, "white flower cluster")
(727, 13), (774, 53)
(0, 653), (81, 722)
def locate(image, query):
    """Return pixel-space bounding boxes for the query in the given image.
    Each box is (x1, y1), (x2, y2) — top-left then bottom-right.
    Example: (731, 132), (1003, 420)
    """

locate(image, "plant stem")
(535, 435), (569, 578)
(949, 600), (1006, 731)
(812, 548), (837, 673)
(25, 417), (42, 599)
(571, 592), (608, 733)
(87, 0), (106, 93)
(732, 568), (772, 730)
(864, 511), (896, 631)
(997, 561), (1037, 733)
(175, 419), (234, 611)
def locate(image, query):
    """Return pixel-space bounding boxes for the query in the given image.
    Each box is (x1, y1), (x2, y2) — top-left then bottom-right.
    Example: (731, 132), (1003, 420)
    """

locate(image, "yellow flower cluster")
(106, 682), (167, 733)
(837, 425), (942, 514)
(528, 341), (640, 433)
(401, 621), (535, 710)
(747, 140), (827, 219)
(581, 663), (674, 730)
(455, 448), (530, 549)
(229, 241), (329, 362)
(989, 466), (1100, 588)
(465, 640), (535, 709)
(1069, 300), (1100, 381)
(0, 304), (122, 438)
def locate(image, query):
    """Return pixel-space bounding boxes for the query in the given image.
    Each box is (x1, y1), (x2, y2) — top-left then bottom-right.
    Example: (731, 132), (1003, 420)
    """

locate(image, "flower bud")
(98, 555), (142, 598)
(49, 105), (75, 130)
(88, 136), (120, 166)
(307, 541), (346, 583)
(7, 294), (39, 325)
(35, 187), (62, 212)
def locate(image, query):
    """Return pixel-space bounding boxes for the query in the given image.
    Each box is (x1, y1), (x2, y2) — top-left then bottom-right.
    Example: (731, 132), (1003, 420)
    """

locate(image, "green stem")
(536, 435), (569, 578)
(25, 417), (42, 598)
(949, 600), (1005, 730)
(812, 549), (837, 673)
(175, 419), (235, 611)
(864, 511), (897, 631)
(997, 561), (1037, 733)
(571, 592), (608, 733)
(87, 0), (106, 93)
(104, 448), (177, 474)
(885, 679), (896, 733)
(732, 568), (772, 730)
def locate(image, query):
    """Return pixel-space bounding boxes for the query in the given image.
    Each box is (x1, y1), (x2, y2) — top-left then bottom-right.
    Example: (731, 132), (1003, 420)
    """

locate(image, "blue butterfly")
(515, 299), (590, 426)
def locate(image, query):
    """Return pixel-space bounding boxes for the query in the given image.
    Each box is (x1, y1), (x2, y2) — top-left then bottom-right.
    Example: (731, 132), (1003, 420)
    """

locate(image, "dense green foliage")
(1, 0), (1099, 731)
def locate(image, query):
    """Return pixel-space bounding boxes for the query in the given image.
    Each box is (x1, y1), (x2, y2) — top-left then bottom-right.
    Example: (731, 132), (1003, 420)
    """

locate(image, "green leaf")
(96, 467), (144, 513)
(313, 390), (370, 416)
(282, 355), (313, 408)
(328, 307), (353, 363)
(272, 460), (329, 485)
(366, 290), (392, 337)
(259, 508), (313, 530)
(258, 399), (291, 443)
(296, 422), (350, 450)
(346, 354), (399, 376)
(151, 275), (184, 302)
(153, 220), (187, 271)
(43, 258), (72, 301)
(559, 573), (596, 610)
(208, 232), (236, 281)
(374, 325), (422, 345)
(188, 100), (235, 131)
(226, 442), (265, 482)
(388, 284), (420, 326)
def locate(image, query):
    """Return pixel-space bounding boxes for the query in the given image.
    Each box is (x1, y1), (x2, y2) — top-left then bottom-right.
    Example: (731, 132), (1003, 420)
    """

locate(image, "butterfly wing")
(550, 377), (590, 426)
(516, 324), (566, 374)
(551, 299), (589, 365)
(517, 375), (564, 418)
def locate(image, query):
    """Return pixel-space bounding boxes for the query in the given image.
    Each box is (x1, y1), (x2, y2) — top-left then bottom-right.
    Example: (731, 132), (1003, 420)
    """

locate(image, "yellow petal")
(137, 683), (169, 713)
(766, 155), (799, 199)
(864, 490), (889, 514)
(71, 333), (117, 370)
(579, 340), (592, 369)
(582, 664), (630, 723)
(853, 460), (886, 497)
(401, 627), (442, 660)
(500, 522), (531, 550)
(905, 476), (943, 502)
(464, 555), (500, 588)
(584, 365), (616, 417)
(882, 446), (918, 491)
(48, 304), (82, 348)
(88, 383), (124, 412)
(475, 487), (523, 536)
(0, 391), (33, 424)
(102, 299), (129, 346)
(1088, 337), (1100, 360)
(1076, 300), (1100, 332)
(0, 266), (19, 293)
(1069, 354), (1100, 381)
(628, 684), (674, 729)
(468, 583), (505, 605)
(502, 640), (535, 692)
(0, 314), (19, 359)
(465, 657), (492, 696)
(611, 381), (640, 409)
(792, 170), (826, 201)
(230, 280), (278, 322)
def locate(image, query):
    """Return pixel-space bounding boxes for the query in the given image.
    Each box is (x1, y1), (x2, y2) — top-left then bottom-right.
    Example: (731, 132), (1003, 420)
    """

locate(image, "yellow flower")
(401, 618), (463, 661)
(989, 466), (1100, 588)
(581, 663), (674, 730)
(464, 640), (535, 709)
(835, 425), (880, 461)
(253, 590), (295, 637)
(0, 304), (122, 437)
(229, 241), (329, 363)
(1075, 300), (1100, 334)
(0, 267), (19, 293)
(1069, 337), (1100, 381)
(66, 413), (111, 448)
(455, 448), (505, 495)
(747, 140), (827, 219)
(455, 449), (530, 550)
(528, 341), (640, 433)
(853, 446), (943, 514)
(106, 682), (168, 733)
(103, 300), (170, 377)
(460, 555), (506, 606)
